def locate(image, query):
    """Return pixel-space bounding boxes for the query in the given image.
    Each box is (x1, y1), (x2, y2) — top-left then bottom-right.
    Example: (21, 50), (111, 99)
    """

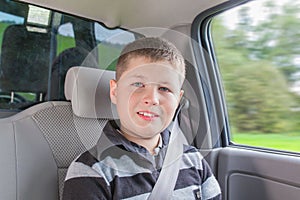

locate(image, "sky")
(58, 22), (135, 44)
(222, 0), (296, 29)
(0, 12), (24, 23)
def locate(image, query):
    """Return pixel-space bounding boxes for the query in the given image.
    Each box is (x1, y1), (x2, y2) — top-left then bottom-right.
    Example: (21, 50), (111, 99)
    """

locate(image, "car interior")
(0, 0), (300, 199)
(0, 67), (117, 199)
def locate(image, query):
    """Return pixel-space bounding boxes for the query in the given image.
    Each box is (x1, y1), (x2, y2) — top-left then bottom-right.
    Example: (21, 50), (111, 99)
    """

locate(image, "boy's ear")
(110, 79), (117, 104)
(179, 89), (184, 103)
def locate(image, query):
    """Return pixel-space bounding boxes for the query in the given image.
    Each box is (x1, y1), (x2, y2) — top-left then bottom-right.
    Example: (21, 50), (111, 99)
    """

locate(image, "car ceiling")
(18, 0), (228, 29)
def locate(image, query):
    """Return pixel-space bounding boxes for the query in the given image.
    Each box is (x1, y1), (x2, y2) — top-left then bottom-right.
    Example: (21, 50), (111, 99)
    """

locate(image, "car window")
(95, 23), (136, 71)
(0, 1), (139, 114)
(211, 0), (300, 153)
(57, 22), (76, 55)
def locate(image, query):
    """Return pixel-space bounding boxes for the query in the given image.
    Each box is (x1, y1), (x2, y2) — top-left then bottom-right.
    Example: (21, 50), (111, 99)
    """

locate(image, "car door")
(192, 0), (300, 199)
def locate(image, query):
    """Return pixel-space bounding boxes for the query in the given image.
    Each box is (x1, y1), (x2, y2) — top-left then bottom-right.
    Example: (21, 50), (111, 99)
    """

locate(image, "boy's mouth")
(137, 111), (159, 121)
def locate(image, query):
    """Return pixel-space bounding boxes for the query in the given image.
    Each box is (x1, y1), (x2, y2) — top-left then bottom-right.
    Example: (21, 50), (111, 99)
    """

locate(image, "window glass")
(0, 12), (24, 58)
(0, 9), (35, 110)
(0, 0), (138, 114)
(94, 23), (136, 70)
(57, 22), (75, 55)
(211, 0), (300, 152)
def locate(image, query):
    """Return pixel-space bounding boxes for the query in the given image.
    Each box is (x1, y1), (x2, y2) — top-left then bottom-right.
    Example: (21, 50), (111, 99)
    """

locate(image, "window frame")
(191, 0), (300, 156)
(191, 0), (250, 148)
(191, 0), (300, 155)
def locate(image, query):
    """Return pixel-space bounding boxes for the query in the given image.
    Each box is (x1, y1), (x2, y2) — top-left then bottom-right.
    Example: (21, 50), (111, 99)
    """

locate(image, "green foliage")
(56, 35), (75, 55)
(232, 132), (300, 152)
(227, 62), (292, 133)
(97, 43), (122, 71)
(211, 1), (300, 134)
(229, 0), (300, 81)
(56, 36), (121, 71)
(0, 23), (11, 54)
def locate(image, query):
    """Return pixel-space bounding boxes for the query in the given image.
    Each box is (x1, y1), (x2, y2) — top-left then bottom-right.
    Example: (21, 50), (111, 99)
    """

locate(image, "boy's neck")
(118, 129), (161, 155)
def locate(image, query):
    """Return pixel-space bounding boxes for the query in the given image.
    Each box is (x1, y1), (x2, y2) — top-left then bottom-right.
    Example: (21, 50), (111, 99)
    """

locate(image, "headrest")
(50, 47), (98, 100)
(0, 25), (51, 93)
(64, 67), (118, 119)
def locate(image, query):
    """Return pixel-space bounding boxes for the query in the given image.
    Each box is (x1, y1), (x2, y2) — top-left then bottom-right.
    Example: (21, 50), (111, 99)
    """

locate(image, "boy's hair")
(116, 37), (186, 81)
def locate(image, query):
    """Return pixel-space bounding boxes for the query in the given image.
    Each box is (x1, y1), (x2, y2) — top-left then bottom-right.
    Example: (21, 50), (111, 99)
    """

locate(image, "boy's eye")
(159, 87), (171, 92)
(132, 82), (144, 87)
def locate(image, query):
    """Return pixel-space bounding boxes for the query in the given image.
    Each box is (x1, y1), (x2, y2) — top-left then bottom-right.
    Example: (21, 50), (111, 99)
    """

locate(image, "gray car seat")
(0, 65), (193, 200)
(0, 66), (116, 200)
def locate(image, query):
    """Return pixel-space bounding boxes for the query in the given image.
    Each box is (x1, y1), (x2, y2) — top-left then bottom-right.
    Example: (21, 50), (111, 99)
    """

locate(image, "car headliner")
(18, 0), (228, 29)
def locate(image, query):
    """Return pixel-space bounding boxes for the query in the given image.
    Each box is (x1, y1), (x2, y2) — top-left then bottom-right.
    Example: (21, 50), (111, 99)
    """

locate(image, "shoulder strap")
(93, 99), (190, 199)
(148, 99), (189, 199)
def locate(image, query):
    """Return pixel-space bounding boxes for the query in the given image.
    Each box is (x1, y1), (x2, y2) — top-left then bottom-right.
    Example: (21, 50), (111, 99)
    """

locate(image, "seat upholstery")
(0, 66), (116, 200)
(64, 66), (118, 119)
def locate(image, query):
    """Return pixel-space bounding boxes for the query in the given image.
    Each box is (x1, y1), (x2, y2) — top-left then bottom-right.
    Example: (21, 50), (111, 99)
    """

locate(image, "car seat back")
(0, 66), (116, 200)
(0, 24), (53, 94)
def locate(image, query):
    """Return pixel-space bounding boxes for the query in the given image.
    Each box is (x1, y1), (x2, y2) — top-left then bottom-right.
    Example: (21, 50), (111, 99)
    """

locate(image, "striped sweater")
(62, 120), (221, 200)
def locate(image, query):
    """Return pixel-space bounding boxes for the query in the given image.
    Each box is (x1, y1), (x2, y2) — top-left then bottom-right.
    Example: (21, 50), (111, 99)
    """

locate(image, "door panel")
(218, 147), (300, 200)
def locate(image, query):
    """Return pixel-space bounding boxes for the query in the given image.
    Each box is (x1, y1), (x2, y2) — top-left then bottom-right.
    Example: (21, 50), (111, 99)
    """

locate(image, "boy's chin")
(121, 118), (168, 136)
(135, 126), (163, 137)
(128, 124), (165, 138)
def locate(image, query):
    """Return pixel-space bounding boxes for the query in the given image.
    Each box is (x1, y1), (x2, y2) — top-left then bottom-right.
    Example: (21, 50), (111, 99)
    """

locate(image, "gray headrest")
(64, 67), (118, 119)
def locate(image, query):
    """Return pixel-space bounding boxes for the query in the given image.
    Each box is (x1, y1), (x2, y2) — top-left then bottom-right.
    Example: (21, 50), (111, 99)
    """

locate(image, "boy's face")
(110, 56), (184, 139)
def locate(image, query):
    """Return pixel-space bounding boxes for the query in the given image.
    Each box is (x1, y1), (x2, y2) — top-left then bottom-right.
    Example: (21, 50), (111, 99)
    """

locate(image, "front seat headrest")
(64, 66), (118, 119)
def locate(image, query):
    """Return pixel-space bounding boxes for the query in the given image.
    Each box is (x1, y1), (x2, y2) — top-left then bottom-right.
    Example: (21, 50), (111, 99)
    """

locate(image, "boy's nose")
(143, 87), (159, 105)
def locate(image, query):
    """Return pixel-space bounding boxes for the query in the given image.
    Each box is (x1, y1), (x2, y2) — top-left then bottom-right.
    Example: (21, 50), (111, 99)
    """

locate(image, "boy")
(62, 37), (221, 199)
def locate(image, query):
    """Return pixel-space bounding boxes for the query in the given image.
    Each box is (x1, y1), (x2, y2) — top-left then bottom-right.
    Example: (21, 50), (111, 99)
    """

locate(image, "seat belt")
(93, 98), (191, 199)
(148, 99), (189, 200)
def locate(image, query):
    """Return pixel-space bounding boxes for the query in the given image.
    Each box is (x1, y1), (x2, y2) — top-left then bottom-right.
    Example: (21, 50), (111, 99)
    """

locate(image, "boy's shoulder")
(75, 149), (99, 167)
(181, 144), (210, 168)
(183, 143), (203, 157)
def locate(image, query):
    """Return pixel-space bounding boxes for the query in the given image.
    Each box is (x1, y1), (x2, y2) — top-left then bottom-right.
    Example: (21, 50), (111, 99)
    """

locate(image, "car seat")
(0, 66), (116, 200)
(0, 65), (193, 200)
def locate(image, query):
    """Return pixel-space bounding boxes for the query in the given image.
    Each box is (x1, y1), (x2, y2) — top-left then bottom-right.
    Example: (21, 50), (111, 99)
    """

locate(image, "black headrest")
(0, 25), (52, 93)
(50, 47), (98, 100)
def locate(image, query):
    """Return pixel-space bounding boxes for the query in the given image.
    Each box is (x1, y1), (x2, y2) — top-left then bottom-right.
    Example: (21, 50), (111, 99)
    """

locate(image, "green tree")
(229, 0), (300, 81)
(211, 0), (299, 133)
(228, 61), (292, 133)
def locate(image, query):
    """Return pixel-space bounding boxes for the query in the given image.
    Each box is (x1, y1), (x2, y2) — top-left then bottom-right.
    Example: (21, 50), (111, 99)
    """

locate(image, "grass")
(97, 43), (122, 70)
(57, 35), (75, 55)
(57, 35), (121, 71)
(0, 23), (10, 54)
(232, 132), (300, 153)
